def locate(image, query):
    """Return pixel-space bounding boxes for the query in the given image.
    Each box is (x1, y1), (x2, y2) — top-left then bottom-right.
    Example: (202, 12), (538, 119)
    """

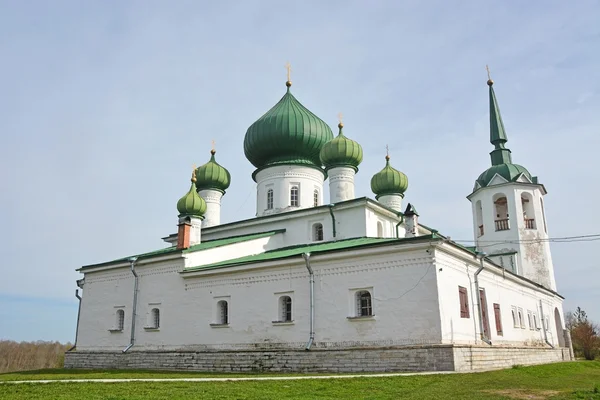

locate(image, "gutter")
(474, 253), (492, 345)
(539, 299), (554, 348)
(68, 288), (83, 351)
(328, 204), (336, 239)
(395, 214), (405, 238)
(123, 257), (139, 353)
(302, 253), (315, 350)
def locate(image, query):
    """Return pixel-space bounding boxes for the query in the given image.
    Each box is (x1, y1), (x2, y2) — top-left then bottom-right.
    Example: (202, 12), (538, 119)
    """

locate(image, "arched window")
(540, 198), (548, 233)
(313, 223), (324, 241)
(527, 312), (533, 330)
(151, 308), (160, 329)
(290, 186), (299, 207)
(521, 193), (536, 229)
(476, 200), (484, 237)
(517, 309), (524, 329)
(313, 190), (319, 207)
(116, 309), (125, 331)
(217, 300), (228, 324)
(279, 296), (292, 322)
(511, 308), (518, 327)
(356, 290), (372, 317)
(267, 189), (274, 210)
(377, 221), (383, 237)
(493, 194), (510, 231)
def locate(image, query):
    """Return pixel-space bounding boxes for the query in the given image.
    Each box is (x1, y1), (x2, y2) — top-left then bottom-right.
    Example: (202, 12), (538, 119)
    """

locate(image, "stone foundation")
(64, 345), (570, 373)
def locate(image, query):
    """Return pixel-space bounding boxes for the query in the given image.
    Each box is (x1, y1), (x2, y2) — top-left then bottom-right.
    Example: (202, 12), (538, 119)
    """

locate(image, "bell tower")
(467, 71), (556, 290)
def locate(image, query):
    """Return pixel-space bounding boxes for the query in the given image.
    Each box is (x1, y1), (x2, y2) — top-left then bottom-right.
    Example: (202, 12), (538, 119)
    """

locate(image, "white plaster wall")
(75, 246), (442, 351)
(255, 165), (325, 217)
(434, 247), (565, 347)
(469, 183), (556, 290)
(198, 189), (222, 228)
(328, 167), (355, 203)
(377, 194), (403, 213)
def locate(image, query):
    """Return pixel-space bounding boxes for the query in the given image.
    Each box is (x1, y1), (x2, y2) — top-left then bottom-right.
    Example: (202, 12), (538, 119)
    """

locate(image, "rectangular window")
(356, 290), (372, 317)
(493, 303), (503, 336)
(290, 186), (299, 207)
(459, 286), (470, 318)
(267, 189), (274, 210)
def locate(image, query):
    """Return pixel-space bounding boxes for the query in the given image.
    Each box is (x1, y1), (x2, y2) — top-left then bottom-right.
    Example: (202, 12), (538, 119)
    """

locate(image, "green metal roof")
(320, 123), (363, 171)
(195, 150), (231, 193)
(177, 178), (206, 218)
(243, 83), (333, 171)
(370, 156), (408, 198)
(476, 163), (532, 187)
(183, 235), (434, 273)
(79, 230), (285, 270)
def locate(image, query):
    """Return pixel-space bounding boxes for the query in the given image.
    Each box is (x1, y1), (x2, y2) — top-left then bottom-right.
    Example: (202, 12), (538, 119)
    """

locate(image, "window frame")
(313, 189), (319, 207)
(217, 300), (229, 325)
(151, 308), (160, 329)
(266, 188), (274, 210)
(493, 303), (503, 336)
(459, 286), (470, 318)
(518, 308), (525, 329)
(356, 290), (373, 317)
(116, 309), (125, 331)
(313, 223), (324, 241)
(511, 306), (518, 328)
(290, 185), (299, 207)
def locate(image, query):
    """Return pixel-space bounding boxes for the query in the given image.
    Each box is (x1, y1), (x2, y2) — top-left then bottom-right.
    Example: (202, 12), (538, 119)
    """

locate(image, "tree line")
(566, 307), (599, 360)
(0, 340), (72, 373)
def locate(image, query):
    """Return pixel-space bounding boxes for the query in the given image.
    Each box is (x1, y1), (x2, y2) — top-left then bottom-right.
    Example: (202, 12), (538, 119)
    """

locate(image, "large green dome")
(177, 175), (207, 217)
(371, 156), (408, 199)
(244, 84), (333, 171)
(476, 163), (531, 187)
(320, 123), (363, 171)
(195, 150), (231, 193)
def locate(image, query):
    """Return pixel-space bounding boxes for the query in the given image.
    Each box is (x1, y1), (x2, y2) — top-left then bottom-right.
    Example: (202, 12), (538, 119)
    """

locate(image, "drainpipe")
(395, 214), (405, 238)
(539, 300), (554, 348)
(328, 204), (336, 239)
(68, 288), (83, 351)
(302, 253), (315, 350)
(123, 257), (139, 353)
(474, 253), (492, 345)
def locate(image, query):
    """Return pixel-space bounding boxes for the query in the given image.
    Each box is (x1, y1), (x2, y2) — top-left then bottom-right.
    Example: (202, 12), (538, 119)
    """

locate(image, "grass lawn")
(0, 361), (599, 399)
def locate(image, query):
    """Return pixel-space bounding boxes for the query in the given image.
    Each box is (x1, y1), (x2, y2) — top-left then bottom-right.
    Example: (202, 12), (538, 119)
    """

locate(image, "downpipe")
(68, 288), (83, 351)
(539, 300), (554, 348)
(328, 204), (337, 239)
(123, 257), (139, 353)
(302, 253), (315, 350)
(474, 253), (492, 345)
(395, 214), (405, 238)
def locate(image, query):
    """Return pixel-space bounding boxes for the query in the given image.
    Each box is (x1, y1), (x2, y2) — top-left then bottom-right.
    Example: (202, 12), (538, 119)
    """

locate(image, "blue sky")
(0, 1), (598, 343)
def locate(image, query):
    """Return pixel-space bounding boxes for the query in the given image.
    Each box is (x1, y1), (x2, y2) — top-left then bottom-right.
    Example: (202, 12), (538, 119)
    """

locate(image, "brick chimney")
(177, 218), (192, 250)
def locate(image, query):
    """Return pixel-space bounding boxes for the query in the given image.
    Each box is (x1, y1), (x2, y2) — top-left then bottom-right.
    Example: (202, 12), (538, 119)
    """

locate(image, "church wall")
(434, 248), (565, 348)
(76, 245), (442, 351)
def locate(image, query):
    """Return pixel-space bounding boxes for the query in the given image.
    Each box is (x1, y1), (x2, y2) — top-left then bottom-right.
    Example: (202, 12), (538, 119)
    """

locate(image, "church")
(65, 71), (572, 372)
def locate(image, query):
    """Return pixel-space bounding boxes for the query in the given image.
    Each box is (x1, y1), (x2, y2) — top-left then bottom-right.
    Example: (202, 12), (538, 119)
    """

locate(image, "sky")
(0, 0), (598, 343)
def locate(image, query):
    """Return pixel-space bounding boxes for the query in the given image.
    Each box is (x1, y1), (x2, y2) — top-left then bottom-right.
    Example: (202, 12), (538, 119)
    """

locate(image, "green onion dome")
(177, 172), (207, 217)
(195, 150), (231, 193)
(476, 163), (532, 187)
(370, 155), (409, 199)
(319, 123), (363, 172)
(243, 82), (334, 172)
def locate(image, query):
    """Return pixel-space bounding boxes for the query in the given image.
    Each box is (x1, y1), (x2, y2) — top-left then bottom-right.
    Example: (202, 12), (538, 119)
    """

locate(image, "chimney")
(177, 217), (192, 250)
(404, 203), (419, 238)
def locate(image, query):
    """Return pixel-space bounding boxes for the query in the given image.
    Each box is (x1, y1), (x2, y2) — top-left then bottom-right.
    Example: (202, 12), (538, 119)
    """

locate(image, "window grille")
(116, 309), (125, 331)
(313, 223), (323, 241)
(290, 186), (299, 207)
(356, 291), (372, 317)
(217, 300), (228, 324)
(313, 190), (319, 207)
(280, 296), (292, 322)
(267, 189), (274, 210)
(151, 308), (160, 329)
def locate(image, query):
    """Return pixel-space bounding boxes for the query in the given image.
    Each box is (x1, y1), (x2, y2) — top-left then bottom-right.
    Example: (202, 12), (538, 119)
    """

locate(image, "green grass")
(0, 361), (599, 399)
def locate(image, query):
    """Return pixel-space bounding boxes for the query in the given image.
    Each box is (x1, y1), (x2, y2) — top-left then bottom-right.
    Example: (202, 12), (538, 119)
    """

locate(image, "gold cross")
(211, 139), (216, 152)
(486, 65), (491, 80)
(337, 112), (343, 124)
(385, 145), (389, 157)
(285, 62), (292, 82)
(191, 164), (197, 181)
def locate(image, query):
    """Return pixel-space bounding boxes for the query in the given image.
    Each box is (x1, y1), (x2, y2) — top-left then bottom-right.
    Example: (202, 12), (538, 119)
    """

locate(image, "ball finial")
(486, 65), (494, 86)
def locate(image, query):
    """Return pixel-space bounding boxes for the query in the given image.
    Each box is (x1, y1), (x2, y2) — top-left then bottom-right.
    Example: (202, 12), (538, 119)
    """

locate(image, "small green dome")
(320, 123), (363, 171)
(177, 174), (207, 217)
(244, 84), (334, 171)
(476, 163), (531, 187)
(370, 156), (408, 198)
(195, 150), (231, 193)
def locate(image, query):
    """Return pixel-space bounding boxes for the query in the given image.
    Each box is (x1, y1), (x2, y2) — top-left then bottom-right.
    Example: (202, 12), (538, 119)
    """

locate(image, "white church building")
(65, 74), (572, 372)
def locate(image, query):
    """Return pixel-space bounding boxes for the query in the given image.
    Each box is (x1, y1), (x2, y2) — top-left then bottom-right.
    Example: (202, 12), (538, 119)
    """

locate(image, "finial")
(385, 145), (390, 161)
(486, 65), (494, 86)
(191, 164), (197, 182)
(285, 62), (292, 87)
(211, 139), (216, 155)
(337, 112), (344, 129)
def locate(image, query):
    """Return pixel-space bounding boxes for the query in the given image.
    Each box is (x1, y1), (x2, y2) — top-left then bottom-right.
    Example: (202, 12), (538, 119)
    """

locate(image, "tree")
(567, 307), (599, 361)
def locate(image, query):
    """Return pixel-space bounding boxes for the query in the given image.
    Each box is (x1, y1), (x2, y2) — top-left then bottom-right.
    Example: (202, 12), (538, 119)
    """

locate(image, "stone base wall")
(64, 345), (570, 373)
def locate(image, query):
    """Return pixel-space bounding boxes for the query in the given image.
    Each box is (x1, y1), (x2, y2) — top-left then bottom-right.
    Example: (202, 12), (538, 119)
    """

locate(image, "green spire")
(487, 75), (512, 166)
(177, 171), (207, 218)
